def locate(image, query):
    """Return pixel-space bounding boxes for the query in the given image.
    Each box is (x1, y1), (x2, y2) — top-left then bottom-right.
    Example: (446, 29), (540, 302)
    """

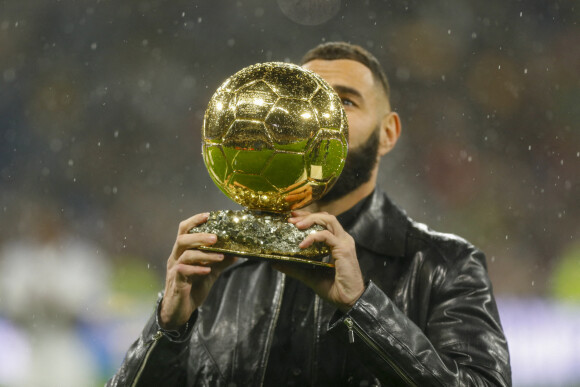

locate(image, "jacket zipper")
(131, 330), (164, 387)
(310, 295), (322, 385)
(258, 272), (285, 387)
(344, 317), (417, 387)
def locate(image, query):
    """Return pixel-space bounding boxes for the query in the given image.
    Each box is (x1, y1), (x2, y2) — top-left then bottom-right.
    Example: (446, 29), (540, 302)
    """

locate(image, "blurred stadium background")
(0, 0), (578, 385)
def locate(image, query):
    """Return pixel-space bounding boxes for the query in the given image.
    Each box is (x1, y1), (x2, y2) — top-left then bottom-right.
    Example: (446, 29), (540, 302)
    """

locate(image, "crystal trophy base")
(189, 210), (334, 268)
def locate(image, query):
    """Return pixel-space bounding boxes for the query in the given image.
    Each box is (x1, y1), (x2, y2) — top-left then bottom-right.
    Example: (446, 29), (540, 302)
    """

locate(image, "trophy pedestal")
(189, 210), (333, 268)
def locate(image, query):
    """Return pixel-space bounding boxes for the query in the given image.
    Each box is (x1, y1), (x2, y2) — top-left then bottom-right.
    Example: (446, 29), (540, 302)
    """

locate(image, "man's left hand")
(273, 210), (365, 312)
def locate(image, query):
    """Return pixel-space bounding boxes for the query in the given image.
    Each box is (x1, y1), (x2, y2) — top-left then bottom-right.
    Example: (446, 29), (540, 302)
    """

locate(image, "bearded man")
(109, 42), (511, 386)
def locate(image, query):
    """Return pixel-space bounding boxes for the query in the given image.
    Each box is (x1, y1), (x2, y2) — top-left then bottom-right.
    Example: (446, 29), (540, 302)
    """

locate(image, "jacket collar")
(342, 188), (410, 258)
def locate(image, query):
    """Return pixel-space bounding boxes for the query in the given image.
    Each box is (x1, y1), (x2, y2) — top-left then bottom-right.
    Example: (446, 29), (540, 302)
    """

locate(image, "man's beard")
(319, 126), (380, 204)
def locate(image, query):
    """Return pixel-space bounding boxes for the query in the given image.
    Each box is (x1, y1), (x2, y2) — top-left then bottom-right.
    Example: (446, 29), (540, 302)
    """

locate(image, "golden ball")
(202, 62), (348, 213)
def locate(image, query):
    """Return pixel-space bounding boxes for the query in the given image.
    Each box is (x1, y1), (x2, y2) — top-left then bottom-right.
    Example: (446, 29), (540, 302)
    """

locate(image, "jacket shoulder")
(405, 219), (489, 283)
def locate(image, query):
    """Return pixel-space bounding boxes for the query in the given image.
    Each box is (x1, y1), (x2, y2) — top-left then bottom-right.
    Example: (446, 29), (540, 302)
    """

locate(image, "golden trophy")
(190, 62), (348, 267)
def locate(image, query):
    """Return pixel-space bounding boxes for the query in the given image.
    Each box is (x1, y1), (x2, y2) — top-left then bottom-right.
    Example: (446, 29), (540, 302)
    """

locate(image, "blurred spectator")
(0, 203), (111, 386)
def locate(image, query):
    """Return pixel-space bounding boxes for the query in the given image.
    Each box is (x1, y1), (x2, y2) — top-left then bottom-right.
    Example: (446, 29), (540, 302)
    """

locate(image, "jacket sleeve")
(328, 248), (511, 386)
(106, 294), (196, 387)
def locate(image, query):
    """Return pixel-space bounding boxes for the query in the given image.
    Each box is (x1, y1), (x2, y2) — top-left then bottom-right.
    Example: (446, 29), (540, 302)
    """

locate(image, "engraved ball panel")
(203, 91), (236, 142)
(234, 81), (279, 121)
(306, 129), (348, 182)
(227, 148), (275, 175)
(262, 64), (319, 98)
(262, 152), (306, 189)
(228, 64), (270, 91)
(224, 172), (290, 212)
(227, 172), (276, 193)
(203, 144), (233, 199)
(265, 98), (318, 145)
(340, 108), (349, 139)
(273, 138), (309, 153)
(222, 120), (274, 151)
(310, 88), (343, 129)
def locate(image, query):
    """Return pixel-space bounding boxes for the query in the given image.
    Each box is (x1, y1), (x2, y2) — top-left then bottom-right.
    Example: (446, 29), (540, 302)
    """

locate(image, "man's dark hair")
(301, 42), (390, 99)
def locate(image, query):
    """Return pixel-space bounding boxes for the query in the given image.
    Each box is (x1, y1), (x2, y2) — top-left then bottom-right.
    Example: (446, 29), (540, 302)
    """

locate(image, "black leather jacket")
(108, 190), (511, 386)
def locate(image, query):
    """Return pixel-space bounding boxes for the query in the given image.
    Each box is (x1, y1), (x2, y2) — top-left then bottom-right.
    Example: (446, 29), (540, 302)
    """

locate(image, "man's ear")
(378, 112), (401, 156)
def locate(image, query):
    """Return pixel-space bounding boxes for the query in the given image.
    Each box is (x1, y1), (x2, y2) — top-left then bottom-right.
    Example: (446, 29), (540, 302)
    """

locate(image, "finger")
(288, 211), (311, 224)
(175, 232), (217, 250)
(177, 212), (210, 235)
(290, 194), (313, 210)
(299, 229), (339, 249)
(178, 249), (224, 266)
(170, 232), (218, 263)
(293, 213), (342, 233)
(291, 209), (311, 217)
(289, 201), (305, 210)
(175, 262), (211, 280)
(285, 192), (305, 202)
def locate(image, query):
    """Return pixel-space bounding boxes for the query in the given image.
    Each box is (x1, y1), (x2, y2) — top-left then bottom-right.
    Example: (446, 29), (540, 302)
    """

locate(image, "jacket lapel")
(346, 189), (410, 259)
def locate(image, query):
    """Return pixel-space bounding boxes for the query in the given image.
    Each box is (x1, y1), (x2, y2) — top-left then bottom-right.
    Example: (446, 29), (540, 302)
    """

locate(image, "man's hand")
(160, 213), (236, 330)
(274, 210), (365, 312)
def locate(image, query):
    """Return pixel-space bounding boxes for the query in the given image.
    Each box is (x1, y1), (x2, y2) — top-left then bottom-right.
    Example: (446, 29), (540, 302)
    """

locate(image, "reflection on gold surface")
(284, 181), (313, 210)
(202, 62), (348, 213)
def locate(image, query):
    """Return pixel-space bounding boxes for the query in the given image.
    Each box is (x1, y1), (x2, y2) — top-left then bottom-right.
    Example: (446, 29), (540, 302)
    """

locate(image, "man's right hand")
(159, 212), (236, 330)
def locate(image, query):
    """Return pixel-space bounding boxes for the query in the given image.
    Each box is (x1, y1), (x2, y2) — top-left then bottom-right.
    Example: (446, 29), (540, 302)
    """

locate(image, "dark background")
(0, 1), (579, 385)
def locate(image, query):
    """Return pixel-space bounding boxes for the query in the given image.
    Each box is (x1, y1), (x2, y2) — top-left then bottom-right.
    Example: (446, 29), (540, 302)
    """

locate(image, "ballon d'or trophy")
(190, 62), (348, 267)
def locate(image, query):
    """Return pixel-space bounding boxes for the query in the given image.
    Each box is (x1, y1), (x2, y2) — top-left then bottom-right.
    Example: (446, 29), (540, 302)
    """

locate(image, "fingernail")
(208, 234), (217, 242)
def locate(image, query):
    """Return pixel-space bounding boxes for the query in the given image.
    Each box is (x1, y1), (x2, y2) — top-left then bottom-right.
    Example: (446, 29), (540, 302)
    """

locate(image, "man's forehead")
(302, 59), (376, 91)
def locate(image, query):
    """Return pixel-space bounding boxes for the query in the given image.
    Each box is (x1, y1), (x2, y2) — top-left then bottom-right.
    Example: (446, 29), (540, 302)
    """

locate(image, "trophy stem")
(189, 210), (333, 268)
